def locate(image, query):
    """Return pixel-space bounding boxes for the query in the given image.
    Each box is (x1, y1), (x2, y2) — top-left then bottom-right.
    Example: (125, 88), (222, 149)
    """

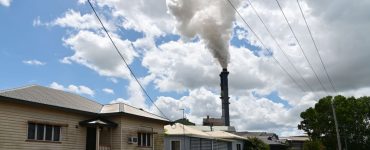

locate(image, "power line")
(296, 0), (337, 93)
(296, 1), (341, 149)
(275, 0), (329, 94)
(247, 0), (313, 92)
(87, 0), (172, 121)
(226, 0), (306, 92)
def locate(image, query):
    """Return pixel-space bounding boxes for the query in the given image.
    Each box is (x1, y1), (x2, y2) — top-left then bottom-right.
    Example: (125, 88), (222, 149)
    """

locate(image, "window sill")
(25, 139), (62, 144)
(137, 146), (152, 148)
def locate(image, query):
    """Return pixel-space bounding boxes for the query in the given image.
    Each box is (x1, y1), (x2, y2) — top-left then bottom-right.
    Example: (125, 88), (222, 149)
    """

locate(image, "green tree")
(298, 95), (370, 150)
(174, 118), (195, 125)
(246, 137), (269, 150)
(303, 140), (325, 150)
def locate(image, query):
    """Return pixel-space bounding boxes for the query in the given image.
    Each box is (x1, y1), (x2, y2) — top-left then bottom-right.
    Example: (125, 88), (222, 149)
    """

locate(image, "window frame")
(236, 143), (242, 150)
(137, 132), (152, 147)
(170, 140), (181, 150)
(26, 122), (62, 143)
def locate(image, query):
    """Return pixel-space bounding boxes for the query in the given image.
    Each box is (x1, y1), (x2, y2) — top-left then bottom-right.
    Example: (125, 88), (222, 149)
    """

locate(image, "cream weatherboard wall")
(0, 100), (92, 150)
(94, 115), (166, 150)
(116, 115), (166, 150)
(0, 100), (168, 150)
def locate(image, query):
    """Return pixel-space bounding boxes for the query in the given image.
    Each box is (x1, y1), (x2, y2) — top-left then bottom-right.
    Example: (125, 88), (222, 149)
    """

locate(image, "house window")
(27, 122), (61, 142)
(171, 140), (181, 150)
(236, 143), (241, 150)
(137, 132), (152, 147)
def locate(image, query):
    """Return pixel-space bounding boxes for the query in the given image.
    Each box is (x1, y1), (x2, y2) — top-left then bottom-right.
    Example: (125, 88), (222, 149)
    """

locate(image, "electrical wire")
(296, 0), (337, 93)
(87, 0), (172, 121)
(296, 2), (341, 147)
(275, 0), (329, 94)
(247, 0), (314, 92)
(226, 0), (306, 92)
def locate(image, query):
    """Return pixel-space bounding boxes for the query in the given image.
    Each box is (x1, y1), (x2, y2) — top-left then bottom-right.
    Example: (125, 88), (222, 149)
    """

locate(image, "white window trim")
(26, 123), (62, 142)
(138, 133), (152, 147)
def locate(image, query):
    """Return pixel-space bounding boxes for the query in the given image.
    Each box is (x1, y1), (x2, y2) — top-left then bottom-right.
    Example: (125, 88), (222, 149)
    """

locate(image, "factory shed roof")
(165, 123), (210, 138)
(206, 130), (247, 140)
(165, 123), (246, 142)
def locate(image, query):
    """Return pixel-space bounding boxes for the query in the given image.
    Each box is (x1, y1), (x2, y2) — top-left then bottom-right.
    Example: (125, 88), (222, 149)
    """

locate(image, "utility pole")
(180, 109), (185, 150)
(331, 98), (342, 150)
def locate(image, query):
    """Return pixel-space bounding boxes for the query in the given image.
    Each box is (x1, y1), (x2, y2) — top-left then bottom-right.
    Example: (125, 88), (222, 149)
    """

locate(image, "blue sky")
(2, 0), (368, 136)
(0, 0), (120, 104)
(0, 0), (268, 105)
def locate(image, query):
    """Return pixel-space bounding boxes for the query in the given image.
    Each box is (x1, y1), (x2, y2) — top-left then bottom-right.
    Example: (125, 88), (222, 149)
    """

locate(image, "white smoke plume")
(167, 0), (239, 68)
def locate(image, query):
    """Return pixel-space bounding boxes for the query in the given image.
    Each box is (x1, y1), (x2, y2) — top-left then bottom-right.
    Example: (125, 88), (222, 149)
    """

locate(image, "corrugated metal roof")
(280, 136), (309, 141)
(165, 123), (212, 138)
(0, 85), (102, 113)
(100, 103), (169, 121)
(191, 125), (236, 132)
(0, 85), (170, 122)
(205, 131), (247, 140)
(165, 123), (245, 141)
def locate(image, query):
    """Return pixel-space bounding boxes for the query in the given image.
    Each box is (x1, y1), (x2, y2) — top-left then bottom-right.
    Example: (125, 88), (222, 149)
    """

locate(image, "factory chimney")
(220, 68), (230, 126)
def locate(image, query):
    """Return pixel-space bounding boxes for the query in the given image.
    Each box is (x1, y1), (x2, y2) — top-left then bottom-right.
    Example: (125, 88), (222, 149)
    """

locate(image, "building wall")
(0, 100), (92, 150)
(164, 136), (235, 150)
(113, 115), (167, 150)
(0, 100), (168, 150)
(231, 140), (244, 150)
(164, 136), (191, 150)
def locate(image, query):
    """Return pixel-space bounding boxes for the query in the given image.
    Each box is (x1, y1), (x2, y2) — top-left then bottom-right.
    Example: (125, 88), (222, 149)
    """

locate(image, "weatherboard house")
(0, 85), (170, 150)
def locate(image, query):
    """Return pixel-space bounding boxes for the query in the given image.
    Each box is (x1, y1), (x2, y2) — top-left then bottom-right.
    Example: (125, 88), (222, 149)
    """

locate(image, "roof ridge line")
(110, 102), (168, 120)
(122, 103), (168, 120)
(0, 84), (39, 93)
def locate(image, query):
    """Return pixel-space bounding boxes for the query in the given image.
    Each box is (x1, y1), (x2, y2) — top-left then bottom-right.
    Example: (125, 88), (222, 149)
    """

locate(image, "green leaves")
(298, 95), (370, 150)
(246, 137), (270, 150)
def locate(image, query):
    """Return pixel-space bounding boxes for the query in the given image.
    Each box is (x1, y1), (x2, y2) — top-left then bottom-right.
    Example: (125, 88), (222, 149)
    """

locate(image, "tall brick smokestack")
(220, 68), (230, 126)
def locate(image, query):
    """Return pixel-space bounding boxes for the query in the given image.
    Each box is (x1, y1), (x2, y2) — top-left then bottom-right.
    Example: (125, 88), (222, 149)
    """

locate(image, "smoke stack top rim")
(222, 68), (228, 72)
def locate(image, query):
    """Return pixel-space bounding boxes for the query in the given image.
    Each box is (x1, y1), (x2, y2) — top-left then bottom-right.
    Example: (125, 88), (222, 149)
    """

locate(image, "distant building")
(191, 125), (236, 132)
(235, 132), (287, 150)
(164, 123), (246, 150)
(280, 136), (309, 150)
(0, 85), (170, 150)
(203, 115), (225, 126)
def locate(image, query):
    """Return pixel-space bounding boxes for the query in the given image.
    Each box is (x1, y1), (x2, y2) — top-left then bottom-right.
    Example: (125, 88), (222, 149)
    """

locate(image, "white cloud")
(48, 0), (370, 137)
(109, 77), (147, 109)
(102, 88), (114, 94)
(62, 30), (137, 79)
(22, 59), (46, 66)
(53, 9), (108, 30)
(77, 0), (87, 4)
(107, 77), (118, 84)
(151, 87), (307, 136)
(123, 77), (147, 109)
(234, 0), (370, 93)
(59, 57), (72, 64)
(0, 0), (11, 7)
(95, 0), (174, 37)
(50, 82), (95, 97)
(142, 41), (277, 93)
(32, 16), (42, 27)
(110, 98), (128, 104)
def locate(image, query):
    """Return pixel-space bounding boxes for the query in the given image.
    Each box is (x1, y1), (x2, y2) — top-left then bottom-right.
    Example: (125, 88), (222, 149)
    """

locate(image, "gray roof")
(236, 131), (276, 137)
(100, 103), (169, 121)
(0, 85), (169, 122)
(0, 85), (102, 113)
(235, 132), (285, 145)
(191, 125), (236, 132)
